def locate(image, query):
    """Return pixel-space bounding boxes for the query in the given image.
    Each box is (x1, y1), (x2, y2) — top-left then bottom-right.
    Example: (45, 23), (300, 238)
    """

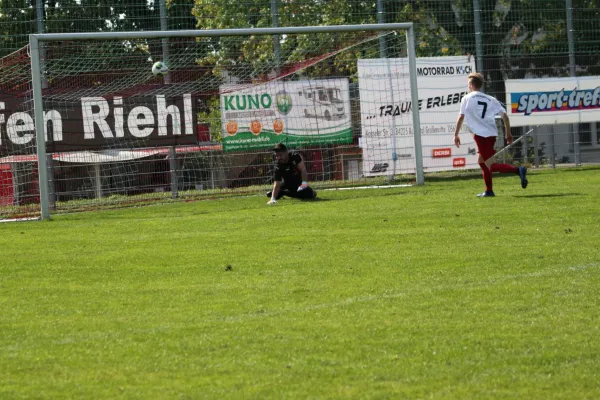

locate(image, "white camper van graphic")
(298, 86), (346, 120)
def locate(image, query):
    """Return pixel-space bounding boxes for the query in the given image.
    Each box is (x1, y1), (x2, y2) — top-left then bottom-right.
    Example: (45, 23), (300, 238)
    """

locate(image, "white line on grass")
(40, 262), (599, 345)
(323, 184), (413, 191)
(0, 217), (40, 223)
(223, 262), (600, 323)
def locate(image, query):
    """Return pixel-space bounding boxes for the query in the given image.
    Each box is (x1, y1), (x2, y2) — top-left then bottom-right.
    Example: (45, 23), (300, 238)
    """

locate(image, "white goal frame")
(29, 23), (423, 220)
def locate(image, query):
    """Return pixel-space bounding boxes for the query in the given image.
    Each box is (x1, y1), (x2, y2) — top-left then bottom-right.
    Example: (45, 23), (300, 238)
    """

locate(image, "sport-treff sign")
(358, 56), (478, 176)
(506, 76), (600, 126)
(220, 79), (352, 152)
(0, 92), (198, 155)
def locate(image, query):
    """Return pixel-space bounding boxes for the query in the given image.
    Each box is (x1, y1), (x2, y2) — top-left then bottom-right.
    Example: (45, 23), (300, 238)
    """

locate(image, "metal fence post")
(550, 126), (556, 168)
(566, 0), (580, 165)
(159, 0), (178, 198)
(377, 0), (387, 58)
(271, 0), (281, 66)
(473, 0), (484, 77)
(159, 0), (171, 85)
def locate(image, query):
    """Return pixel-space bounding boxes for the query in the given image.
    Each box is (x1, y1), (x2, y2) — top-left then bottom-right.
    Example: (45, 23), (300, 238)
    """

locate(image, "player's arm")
(453, 114), (465, 148)
(296, 161), (309, 191)
(268, 180), (282, 204)
(499, 112), (513, 144)
(269, 165), (283, 204)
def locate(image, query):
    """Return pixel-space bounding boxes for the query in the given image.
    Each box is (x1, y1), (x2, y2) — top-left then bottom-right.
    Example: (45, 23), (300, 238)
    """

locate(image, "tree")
(415, 0), (600, 98)
(0, 1), (36, 57)
(0, 0), (197, 58)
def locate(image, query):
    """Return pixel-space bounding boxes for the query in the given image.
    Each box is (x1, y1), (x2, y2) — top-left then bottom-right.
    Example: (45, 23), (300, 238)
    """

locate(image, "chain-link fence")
(1, 1), (599, 219)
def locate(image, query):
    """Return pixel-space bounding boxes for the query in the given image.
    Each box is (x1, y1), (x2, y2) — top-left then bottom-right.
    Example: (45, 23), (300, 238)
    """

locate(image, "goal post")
(30, 35), (50, 220)
(25, 23), (423, 220)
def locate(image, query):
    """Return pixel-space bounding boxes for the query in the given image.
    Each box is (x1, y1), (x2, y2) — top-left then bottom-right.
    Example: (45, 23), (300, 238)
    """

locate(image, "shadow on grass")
(543, 165), (600, 174)
(318, 188), (416, 202)
(425, 164), (600, 184)
(424, 173), (482, 183)
(514, 193), (585, 198)
(293, 197), (333, 202)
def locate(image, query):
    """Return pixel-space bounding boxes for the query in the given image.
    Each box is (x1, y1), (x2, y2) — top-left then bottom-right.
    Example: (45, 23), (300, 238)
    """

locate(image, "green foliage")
(0, 0), (36, 57)
(192, 0), (385, 79)
(1, 167), (600, 398)
(187, 0), (600, 85)
(2, 1), (599, 82)
(198, 96), (223, 141)
(0, 0), (196, 57)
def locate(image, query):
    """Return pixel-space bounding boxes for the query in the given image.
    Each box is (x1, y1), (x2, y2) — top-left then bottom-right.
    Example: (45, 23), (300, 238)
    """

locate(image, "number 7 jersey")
(459, 91), (506, 138)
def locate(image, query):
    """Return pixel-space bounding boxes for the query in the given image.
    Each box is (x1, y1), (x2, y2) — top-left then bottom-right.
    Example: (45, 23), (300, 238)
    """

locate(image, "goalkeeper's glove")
(267, 198), (278, 205)
(298, 181), (308, 192)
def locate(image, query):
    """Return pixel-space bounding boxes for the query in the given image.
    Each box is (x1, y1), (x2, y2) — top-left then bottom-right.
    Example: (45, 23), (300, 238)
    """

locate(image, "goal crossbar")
(30, 23), (415, 41)
(28, 23), (424, 220)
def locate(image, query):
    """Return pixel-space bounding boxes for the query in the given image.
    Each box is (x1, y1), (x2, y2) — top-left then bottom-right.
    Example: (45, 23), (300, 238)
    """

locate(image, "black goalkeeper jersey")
(273, 151), (303, 184)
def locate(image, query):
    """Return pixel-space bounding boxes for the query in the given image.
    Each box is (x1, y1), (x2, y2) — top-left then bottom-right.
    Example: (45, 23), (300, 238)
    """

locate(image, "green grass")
(1, 167), (599, 399)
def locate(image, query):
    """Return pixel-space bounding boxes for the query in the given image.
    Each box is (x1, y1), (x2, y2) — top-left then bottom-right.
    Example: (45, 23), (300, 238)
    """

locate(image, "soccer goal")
(4, 23), (424, 220)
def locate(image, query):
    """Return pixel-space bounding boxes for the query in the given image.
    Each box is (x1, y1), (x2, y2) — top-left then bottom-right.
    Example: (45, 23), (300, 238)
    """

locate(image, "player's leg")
(490, 164), (518, 174)
(487, 154), (528, 189)
(266, 179), (301, 199)
(474, 135), (495, 196)
(296, 186), (317, 199)
(484, 129), (531, 189)
(282, 180), (317, 200)
(518, 166), (528, 188)
(279, 178), (299, 198)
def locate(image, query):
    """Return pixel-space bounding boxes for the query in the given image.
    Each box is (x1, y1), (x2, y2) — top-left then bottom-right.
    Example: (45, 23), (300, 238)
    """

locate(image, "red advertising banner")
(1, 91), (199, 155)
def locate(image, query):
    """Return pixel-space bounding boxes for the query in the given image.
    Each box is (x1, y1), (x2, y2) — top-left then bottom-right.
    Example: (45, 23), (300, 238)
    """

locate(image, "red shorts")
(473, 135), (496, 161)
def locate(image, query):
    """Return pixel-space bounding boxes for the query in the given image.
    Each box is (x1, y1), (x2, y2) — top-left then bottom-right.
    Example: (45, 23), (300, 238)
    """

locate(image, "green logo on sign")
(276, 91), (292, 115)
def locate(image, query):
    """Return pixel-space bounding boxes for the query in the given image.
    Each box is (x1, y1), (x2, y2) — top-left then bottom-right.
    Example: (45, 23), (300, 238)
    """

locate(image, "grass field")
(1, 167), (599, 399)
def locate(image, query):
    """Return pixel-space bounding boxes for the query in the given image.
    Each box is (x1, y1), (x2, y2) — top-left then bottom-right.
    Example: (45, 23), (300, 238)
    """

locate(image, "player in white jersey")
(453, 72), (528, 197)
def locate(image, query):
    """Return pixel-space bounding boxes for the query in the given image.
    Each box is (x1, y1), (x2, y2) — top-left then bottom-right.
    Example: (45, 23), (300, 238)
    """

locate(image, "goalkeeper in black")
(267, 143), (317, 204)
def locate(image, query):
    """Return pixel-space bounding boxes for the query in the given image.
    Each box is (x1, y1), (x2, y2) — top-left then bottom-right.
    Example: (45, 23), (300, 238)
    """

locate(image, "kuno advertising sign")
(358, 56), (478, 176)
(220, 79), (352, 152)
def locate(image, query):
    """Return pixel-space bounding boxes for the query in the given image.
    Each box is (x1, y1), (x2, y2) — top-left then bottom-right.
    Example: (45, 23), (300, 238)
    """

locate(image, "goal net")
(3, 24), (422, 220)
